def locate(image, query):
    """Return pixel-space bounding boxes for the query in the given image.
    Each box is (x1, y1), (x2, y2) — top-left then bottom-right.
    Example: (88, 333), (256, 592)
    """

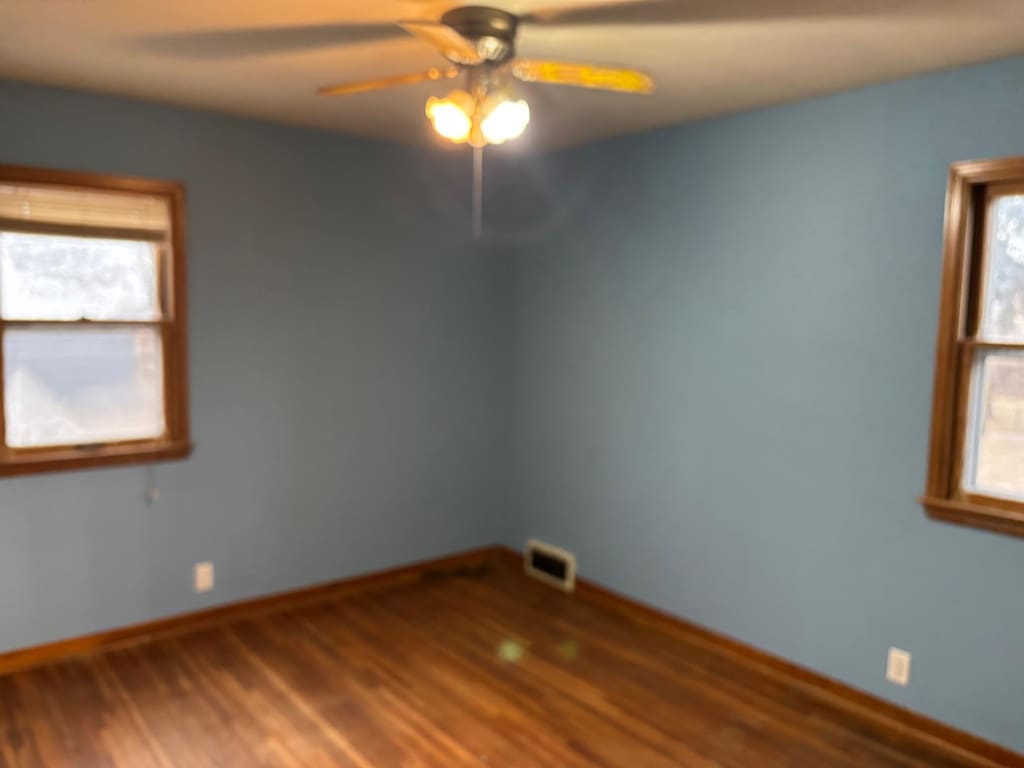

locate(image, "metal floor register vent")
(524, 540), (576, 592)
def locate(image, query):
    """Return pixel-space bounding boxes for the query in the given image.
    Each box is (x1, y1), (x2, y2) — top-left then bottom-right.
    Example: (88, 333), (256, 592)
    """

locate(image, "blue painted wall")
(0, 81), (503, 654)
(493, 57), (1024, 751)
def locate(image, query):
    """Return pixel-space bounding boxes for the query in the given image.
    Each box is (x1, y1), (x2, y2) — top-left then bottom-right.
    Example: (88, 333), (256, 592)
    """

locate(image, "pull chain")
(472, 144), (483, 240)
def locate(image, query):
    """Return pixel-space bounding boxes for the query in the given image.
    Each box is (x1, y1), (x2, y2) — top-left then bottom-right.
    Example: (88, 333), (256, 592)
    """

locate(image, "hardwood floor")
(0, 560), (1008, 767)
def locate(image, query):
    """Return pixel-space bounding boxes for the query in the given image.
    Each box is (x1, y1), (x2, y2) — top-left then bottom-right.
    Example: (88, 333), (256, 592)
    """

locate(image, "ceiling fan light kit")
(426, 89), (530, 147)
(316, 4), (655, 148)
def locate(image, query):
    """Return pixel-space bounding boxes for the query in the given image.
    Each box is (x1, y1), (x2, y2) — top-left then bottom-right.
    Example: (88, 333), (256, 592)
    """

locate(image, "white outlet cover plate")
(886, 647), (911, 687)
(194, 562), (214, 593)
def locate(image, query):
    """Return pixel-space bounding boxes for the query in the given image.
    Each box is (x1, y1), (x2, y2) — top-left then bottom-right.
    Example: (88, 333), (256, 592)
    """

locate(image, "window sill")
(920, 496), (1024, 539)
(0, 439), (194, 478)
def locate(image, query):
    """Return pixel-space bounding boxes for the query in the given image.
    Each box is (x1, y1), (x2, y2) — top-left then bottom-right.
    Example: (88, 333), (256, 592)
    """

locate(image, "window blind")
(0, 182), (171, 234)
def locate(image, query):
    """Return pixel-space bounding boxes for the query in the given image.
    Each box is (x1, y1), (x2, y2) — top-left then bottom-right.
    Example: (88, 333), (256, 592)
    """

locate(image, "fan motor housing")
(441, 6), (518, 63)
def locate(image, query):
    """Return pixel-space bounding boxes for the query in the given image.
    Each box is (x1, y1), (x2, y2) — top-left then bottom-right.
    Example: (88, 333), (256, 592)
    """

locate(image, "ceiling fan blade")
(398, 21), (483, 65)
(138, 23), (403, 59)
(512, 60), (654, 94)
(523, 0), (903, 26)
(317, 67), (458, 97)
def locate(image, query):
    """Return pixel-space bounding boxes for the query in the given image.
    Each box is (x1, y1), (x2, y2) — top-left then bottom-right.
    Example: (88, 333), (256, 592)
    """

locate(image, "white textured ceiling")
(2, 0), (1024, 150)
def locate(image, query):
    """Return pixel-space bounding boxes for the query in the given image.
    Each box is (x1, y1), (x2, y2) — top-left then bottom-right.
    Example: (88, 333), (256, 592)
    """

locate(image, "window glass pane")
(964, 349), (1024, 500)
(980, 195), (1024, 342)
(0, 232), (159, 321)
(3, 328), (164, 448)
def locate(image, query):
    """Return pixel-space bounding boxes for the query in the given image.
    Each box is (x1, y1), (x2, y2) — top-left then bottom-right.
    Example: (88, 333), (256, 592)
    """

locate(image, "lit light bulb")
(426, 93), (472, 143)
(480, 98), (530, 145)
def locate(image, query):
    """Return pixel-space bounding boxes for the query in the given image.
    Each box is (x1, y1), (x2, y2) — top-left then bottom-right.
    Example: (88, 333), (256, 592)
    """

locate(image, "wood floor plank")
(0, 562), (1009, 767)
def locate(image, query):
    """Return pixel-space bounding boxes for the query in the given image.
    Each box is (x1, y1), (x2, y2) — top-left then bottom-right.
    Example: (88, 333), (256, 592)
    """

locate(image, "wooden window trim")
(0, 164), (192, 477)
(921, 156), (1024, 537)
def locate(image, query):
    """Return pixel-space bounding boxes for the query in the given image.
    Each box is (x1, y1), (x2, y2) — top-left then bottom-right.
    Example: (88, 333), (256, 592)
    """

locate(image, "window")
(923, 156), (1024, 536)
(0, 165), (190, 476)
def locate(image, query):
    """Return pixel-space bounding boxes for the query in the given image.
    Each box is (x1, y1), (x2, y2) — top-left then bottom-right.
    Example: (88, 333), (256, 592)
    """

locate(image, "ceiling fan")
(144, 0), (922, 234)
(144, 2), (660, 235)
(309, 4), (655, 237)
(315, 5), (655, 149)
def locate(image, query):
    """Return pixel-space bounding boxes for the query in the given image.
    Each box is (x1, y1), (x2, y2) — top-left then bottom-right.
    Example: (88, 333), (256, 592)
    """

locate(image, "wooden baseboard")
(0, 545), (499, 678)
(498, 546), (1022, 768)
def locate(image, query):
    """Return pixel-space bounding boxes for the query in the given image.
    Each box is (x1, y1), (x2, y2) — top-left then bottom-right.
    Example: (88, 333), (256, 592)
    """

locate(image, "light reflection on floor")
(495, 637), (581, 664)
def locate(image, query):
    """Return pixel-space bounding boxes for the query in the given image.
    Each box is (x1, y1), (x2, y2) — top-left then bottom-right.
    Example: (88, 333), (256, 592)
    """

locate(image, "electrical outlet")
(193, 562), (214, 593)
(886, 647), (911, 687)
